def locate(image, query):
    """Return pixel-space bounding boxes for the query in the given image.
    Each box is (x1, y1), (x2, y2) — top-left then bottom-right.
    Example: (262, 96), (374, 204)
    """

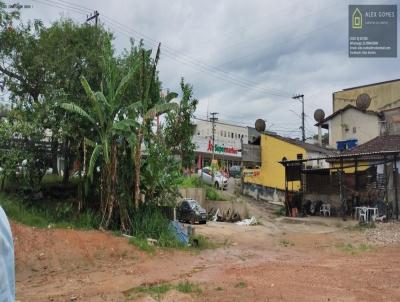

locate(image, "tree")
(164, 78), (198, 169)
(59, 54), (139, 231)
(0, 4), (113, 182)
(128, 44), (178, 208)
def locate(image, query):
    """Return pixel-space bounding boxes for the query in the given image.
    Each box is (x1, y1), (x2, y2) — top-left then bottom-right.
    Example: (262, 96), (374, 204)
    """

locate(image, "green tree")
(164, 78), (198, 169)
(59, 52), (139, 230)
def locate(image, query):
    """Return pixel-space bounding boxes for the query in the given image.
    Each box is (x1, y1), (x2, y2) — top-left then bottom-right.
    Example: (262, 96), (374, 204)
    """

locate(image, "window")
(231, 132), (234, 138)
(235, 133), (237, 139)
(224, 131), (226, 137)
(220, 130), (223, 136)
(353, 127), (357, 133)
(297, 153), (303, 160)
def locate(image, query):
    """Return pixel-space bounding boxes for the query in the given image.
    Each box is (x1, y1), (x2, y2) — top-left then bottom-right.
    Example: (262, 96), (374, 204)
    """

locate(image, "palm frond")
(125, 101), (142, 114)
(95, 91), (110, 109)
(112, 118), (138, 133)
(113, 61), (140, 105)
(144, 103), (178, 121)
(88, 144), (102, 181)
(80, 76), (105, 127)
(59, 103), (95, 125)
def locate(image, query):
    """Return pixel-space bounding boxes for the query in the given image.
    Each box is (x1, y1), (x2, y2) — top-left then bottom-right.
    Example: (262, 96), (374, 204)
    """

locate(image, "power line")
(36, 0), (295, 99)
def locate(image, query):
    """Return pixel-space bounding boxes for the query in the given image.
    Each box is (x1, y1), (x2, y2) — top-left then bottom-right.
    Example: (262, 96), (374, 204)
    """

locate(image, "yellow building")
(243, 133), (334, 204)
(333, 79), (400, 113)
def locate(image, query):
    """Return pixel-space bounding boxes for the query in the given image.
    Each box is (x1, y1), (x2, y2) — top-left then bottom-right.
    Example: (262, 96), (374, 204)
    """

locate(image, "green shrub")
(179, 175), (202, 188)
(206, 187), (226, 201)
(130, 205), (183, 249)
(274, 206), (286, 216)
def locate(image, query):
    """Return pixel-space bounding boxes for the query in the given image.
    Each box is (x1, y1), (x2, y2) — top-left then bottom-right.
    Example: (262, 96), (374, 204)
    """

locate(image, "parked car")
(229, 165), (241, 178)
(198, 167), (228, 190)
(176, 198), (207, 224)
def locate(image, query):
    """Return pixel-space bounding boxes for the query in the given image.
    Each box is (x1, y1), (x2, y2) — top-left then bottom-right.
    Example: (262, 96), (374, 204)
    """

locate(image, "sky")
(4, 0), (400, 138)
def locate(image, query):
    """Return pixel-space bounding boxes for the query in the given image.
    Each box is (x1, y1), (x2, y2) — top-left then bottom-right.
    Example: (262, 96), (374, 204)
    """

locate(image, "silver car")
(198, 167), (228, 190)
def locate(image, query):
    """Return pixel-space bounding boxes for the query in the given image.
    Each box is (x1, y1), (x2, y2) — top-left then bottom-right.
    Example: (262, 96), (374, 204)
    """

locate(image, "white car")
(198, 167), (228, 190)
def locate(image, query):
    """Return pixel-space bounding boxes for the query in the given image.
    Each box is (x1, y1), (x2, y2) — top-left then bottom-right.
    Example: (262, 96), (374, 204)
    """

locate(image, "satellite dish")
(314, 109), (325, 123)
(356, 93), (371, 111)
(255, 119), (266, 132)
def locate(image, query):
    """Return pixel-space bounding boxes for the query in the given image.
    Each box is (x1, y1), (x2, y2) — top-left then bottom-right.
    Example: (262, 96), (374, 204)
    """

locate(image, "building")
(242, 132), (334, 204)
(316, 105), (382, 149)
(193, 118), (248, 168)
(333, 79), (400, 113)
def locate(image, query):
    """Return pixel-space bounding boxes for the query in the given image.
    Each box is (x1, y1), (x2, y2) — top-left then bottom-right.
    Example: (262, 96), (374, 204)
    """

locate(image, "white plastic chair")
(320, 204), (331, 216)
(359, 207), (368, 222)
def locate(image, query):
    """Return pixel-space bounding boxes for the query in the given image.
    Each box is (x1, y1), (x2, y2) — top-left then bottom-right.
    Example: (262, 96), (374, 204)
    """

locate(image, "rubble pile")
(364, 221), (400, 245)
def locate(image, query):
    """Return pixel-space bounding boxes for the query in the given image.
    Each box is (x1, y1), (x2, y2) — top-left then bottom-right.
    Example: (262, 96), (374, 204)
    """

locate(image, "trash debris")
(208, 207), (241, 223)
(235, 216), (258, 226)
(147, 238), (158, 246)
(169, 221), (189, 245)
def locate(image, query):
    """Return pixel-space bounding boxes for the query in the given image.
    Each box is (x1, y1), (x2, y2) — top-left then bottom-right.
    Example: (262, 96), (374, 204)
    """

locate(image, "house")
(242, 132), (335, 204)
(316, 105), (382, 149)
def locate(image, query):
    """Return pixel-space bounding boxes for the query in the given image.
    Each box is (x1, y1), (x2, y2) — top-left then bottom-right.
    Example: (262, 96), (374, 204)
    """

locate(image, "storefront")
(193, 136), (242, 169)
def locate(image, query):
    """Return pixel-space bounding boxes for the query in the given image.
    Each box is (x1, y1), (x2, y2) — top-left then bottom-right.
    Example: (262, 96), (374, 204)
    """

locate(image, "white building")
(193, 119), (248, 168)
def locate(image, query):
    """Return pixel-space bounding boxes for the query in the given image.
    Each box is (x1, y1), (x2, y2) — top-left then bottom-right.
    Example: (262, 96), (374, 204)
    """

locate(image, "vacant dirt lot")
(13, 202), (400, 301)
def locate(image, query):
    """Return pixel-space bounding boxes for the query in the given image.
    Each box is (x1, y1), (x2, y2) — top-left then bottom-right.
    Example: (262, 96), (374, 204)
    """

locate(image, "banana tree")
(59, 63), (139, 231)
(129, 44), (178, 208)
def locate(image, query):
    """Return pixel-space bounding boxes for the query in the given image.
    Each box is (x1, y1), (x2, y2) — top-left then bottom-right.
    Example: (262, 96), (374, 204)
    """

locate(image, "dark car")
(177, 199), (207, 224)
(229, 165), (241, 178)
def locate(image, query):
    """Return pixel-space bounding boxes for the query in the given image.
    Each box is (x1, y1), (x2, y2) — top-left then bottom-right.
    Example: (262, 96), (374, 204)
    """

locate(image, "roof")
(315, 105), (380, 128)
(335, 79), (400, 92)
(341, 135), (400, 156)
(261, 132), (336, 155)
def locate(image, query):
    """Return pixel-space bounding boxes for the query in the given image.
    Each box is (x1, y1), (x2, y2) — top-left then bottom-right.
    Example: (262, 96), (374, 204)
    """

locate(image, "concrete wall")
(199, 199), (249, 219)
(178, 188), (206, 204)
(333, 80), (400, 112)
(243, 183), (285, 205)
(327, 108), (380, 148)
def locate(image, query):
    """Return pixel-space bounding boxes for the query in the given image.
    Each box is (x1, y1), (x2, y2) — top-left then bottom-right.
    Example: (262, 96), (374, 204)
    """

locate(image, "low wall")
(243, 183), (285, 205)
(178, 188), (206, 204)
(199, 199), (249, 219)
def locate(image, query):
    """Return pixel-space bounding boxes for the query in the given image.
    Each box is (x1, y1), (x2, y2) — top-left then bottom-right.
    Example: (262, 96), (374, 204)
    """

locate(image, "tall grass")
(0, 193), (100, 229)
(130, 204), (183, 248)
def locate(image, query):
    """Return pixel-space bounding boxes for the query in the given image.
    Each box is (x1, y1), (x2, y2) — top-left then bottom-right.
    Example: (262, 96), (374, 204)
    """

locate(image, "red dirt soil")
(13, 218), (400, 302)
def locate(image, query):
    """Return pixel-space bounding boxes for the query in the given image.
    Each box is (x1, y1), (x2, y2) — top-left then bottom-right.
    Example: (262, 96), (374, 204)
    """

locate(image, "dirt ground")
(13, 199), (400, 302)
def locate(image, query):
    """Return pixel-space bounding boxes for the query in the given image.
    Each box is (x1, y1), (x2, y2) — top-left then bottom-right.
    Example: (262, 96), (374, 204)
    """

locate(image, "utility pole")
(210, 112), (218, 161)
(292, 94), (305, 142)
(86, 10), (99, 27)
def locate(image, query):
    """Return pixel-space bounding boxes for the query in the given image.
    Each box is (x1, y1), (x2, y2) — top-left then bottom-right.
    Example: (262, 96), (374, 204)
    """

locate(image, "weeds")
(345, 221), (376, 232)
(129, 237), (156, 253)
(0, 193), (99, 229)
(280, 239), (295, 247)
(124, 280), (202, 299)
(234, 281), (247, 288)
(336, 243), (375, 255)
(176, 280), (202, 294)
(274, 206), (286, 216)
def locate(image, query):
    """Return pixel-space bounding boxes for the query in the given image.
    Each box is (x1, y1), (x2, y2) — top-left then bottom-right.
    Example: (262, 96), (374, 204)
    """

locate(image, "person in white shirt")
(0, 206), (15, 302)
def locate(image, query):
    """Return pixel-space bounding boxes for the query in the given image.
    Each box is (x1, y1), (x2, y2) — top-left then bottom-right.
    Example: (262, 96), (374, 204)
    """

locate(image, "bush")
(179, 175), (202, 188)
(206, 186), (226, 201)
